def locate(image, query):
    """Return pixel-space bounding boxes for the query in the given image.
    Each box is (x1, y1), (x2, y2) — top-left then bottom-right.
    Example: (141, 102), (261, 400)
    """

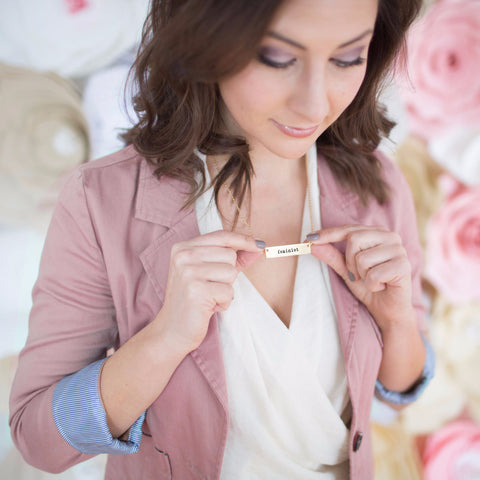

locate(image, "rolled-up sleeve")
(9, 168), (131, 473)
(53, 357), (145, 455)
(375, 334), (435, 405)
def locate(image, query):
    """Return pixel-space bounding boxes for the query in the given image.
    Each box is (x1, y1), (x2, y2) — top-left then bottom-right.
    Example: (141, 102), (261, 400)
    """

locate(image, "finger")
(354, 243), (406, 281)
(210, 283), (235, 312)
(363, 256), (411, 292)
(236, 250), (264, 271)
(311, 243), (349, 283)
(311, 244), (371, 301)
(183, 279), (234, 313)
(181, 230), (264, 253)
(173, 245), (238, 267)
(183, 263), (238, 285)
(307, 224), (388, 245)
(345, 231), (402, 280)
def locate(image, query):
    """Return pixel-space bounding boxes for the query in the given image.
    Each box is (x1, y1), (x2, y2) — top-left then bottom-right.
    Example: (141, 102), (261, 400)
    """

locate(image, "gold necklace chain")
(211, 154), (315, 259)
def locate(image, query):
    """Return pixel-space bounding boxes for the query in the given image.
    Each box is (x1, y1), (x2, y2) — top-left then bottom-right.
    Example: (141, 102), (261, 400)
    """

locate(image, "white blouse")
(195, 145), (351, 479)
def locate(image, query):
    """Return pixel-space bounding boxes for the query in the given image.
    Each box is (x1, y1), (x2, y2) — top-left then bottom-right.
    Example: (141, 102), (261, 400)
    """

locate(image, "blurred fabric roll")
(371, 422), (422, 480)
(82, 58), (136, 161)
(430, 296), (480, 405)
(0, 64), (89, 233)
(0, 0), (149, 78)
(399, 357), (466, 435)
(393, 136), (444, 248)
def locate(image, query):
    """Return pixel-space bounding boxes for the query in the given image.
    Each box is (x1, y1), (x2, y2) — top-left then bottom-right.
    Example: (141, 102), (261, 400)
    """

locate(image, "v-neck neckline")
(195, 146), (320, 330)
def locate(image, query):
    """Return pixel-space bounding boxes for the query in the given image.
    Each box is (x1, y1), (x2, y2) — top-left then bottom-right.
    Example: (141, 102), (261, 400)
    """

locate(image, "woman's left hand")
(307, 225), (416, 332)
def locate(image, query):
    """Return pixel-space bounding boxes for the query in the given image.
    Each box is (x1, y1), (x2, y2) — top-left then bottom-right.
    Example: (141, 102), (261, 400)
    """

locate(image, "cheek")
(331, 70), (367, 111)
(219, 66), (284, 125)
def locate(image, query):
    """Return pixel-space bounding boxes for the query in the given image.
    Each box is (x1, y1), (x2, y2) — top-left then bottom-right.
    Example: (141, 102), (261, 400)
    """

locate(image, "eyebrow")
(266, 29), (374, 50)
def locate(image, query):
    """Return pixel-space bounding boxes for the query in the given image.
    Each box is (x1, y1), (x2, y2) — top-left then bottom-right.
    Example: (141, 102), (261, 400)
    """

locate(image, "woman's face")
(218, 0), (379, 161)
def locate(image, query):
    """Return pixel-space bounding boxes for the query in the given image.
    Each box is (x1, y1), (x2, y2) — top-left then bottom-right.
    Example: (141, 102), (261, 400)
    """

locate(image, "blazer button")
(353, 431), (363, 452)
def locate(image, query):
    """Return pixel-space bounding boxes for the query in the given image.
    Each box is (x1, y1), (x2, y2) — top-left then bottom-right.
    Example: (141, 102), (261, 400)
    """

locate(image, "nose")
(287, 64), (330, 125)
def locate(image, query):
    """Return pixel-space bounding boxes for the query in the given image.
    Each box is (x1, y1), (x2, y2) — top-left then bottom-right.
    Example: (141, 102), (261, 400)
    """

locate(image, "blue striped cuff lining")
(52, 357), (145, 455)
(375, 333), (436, 405)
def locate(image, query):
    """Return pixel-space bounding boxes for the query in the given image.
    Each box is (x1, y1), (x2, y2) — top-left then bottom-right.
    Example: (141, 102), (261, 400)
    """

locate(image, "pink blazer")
(9, 145), (425, 479)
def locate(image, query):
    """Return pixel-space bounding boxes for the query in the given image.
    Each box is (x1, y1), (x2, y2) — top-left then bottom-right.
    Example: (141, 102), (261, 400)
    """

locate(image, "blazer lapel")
(317, 155), (361, 369)
(135, 160), (228, 412)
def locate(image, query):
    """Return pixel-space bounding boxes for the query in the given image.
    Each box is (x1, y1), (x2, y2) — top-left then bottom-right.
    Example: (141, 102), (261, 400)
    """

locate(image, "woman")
(9, 0), (435, 478)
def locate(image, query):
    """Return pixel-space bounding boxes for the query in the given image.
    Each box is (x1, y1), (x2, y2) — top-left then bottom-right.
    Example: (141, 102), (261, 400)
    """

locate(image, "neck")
(206, 146), (308, 193)
(251, 147), (307, 190)
(207, 149), (310, 238)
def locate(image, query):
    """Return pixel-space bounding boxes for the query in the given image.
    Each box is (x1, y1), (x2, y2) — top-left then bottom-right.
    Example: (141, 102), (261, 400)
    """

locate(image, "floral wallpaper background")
(372, 0), (480, 478)
(0, 0), (479, 479)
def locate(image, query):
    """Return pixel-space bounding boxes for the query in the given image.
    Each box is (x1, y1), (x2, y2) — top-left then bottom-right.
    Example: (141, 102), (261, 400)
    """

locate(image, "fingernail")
(255, 239), (266, 249)
(306, 232), (319, 241)
(348, 271), (356, 282)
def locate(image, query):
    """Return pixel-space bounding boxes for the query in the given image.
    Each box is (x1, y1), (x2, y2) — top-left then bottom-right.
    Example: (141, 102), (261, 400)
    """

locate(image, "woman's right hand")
(155, 230), (264, 354)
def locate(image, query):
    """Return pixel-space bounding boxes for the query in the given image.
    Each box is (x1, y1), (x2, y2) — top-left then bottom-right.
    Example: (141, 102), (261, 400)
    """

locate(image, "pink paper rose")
(400, 0), (480, 140)
(423, 420), (480, 480)
(424, 180), (480, 303)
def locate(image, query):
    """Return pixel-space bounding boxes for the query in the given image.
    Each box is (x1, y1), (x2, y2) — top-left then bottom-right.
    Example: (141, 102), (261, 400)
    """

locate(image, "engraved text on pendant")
(264, 242), (312, 259)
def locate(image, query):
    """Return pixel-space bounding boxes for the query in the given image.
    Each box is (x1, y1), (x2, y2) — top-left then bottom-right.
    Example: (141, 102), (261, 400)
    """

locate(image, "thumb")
(236, 250), (264, 271)
(311, 243), (350, 283)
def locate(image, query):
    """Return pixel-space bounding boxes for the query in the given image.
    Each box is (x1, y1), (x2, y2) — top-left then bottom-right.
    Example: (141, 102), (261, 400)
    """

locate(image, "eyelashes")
(257, 52), (367, 69)
(257, 52), (297, 69)
(331, 57), (367, 68)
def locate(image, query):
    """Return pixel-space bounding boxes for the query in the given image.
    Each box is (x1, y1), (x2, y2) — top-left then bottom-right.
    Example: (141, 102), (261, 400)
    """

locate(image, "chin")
(265, 138), (318, 160)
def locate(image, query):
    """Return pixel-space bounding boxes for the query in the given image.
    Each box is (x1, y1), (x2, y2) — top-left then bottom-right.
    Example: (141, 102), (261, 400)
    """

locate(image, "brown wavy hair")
(121, 0), (422, 214)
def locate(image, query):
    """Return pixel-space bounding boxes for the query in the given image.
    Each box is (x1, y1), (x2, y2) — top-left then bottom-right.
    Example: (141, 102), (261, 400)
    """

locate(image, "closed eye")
(331, 57), (366, 68)
(257, 52), (297, 69)
(258, 54), (366, 69)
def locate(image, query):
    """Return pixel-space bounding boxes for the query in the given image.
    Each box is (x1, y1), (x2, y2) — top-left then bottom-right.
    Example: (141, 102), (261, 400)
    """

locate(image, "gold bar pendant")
(264, 242), (312, 259)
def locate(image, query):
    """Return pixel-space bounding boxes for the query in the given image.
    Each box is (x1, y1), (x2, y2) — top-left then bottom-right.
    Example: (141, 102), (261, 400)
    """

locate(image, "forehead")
(268, 0), (379, 49)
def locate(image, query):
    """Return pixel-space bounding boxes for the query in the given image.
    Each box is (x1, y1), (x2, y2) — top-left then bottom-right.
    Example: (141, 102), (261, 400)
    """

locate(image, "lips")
(271, 119), (319, 138)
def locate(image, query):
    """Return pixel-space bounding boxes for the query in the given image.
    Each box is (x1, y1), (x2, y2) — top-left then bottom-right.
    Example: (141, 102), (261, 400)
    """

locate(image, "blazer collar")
(135, 158), (193, 227)
(134, 148), (360, 226)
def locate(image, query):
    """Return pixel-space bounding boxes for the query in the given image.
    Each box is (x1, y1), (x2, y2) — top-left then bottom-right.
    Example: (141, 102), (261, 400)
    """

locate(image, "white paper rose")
(399, 357), (466, 435)
(429, 127), (480, 186)
(431, 296), (480, 401)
